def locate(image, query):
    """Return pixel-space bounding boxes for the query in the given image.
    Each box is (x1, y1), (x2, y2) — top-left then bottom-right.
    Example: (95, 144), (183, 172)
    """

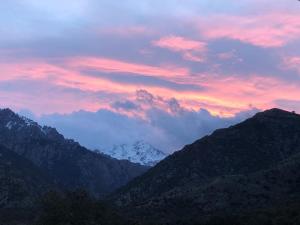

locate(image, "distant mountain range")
(113, 109), (300, 224)
(1, 108), (300, 225)
(101, 141), (167, 166)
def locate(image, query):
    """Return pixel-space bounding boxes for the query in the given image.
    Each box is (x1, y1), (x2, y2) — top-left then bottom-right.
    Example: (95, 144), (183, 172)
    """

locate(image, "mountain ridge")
(112, 108), (300, 224)
(0, 108), (148, 200)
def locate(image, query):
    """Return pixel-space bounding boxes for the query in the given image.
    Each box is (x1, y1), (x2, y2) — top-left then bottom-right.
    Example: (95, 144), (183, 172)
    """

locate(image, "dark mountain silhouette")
(0, 108), (148, 201)
(113, 109), (300, 224)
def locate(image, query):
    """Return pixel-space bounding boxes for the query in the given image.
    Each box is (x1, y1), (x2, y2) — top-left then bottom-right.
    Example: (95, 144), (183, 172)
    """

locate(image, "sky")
(1, 0), (300, 152)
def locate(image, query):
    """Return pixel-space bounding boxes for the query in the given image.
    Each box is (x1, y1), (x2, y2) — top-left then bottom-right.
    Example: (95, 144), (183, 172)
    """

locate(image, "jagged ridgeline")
(0, 108), (148, 203)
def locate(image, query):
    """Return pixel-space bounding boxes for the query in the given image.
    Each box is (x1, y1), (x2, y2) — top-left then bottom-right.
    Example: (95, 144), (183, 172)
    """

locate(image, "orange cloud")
(152, 36), (207, 62)
(188, 74), (300, 115)
(2, 58), (300, 116)
(0, 60), (195, 114)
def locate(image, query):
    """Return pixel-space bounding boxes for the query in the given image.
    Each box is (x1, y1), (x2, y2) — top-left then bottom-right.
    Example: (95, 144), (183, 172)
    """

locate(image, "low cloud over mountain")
(23, 90), (258, 153)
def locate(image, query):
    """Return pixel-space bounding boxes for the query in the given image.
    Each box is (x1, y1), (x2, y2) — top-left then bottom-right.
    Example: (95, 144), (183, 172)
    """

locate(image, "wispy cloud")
(66, 57), (189, 77)
(153, 35), (207, 62)
(200, 14), (300, 48)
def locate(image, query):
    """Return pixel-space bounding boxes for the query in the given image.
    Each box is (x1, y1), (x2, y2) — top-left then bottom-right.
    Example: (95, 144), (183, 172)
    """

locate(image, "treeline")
(1, 190), (135, 225)
(36, 192), (300, 225)
(2, 190), (300, 225)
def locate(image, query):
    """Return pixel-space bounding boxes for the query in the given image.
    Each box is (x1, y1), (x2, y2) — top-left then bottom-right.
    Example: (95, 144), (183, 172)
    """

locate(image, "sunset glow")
(1, 0), (300, 151)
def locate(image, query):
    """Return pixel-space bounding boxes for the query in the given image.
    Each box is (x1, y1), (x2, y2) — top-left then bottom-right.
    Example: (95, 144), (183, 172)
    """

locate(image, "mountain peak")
(254, 108), (299, 119)
(0, 108), (148, 198)
(0, 107), (35, 123)
(102, 141), (167, 166)
(0, 108), (54, 137)
(0, 108), (17, 118)
(0, 108), (14, 113)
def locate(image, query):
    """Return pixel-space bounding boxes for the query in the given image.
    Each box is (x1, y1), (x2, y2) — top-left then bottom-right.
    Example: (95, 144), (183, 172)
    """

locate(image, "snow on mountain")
(102, 141), (167, 166)
(1, 108), (63, 138)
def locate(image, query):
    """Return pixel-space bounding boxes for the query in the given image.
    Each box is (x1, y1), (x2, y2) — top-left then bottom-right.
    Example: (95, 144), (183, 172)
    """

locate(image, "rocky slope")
(112, 109), (300, 224)
(102, 141), (167, 166)
(0, 108), (148, 199)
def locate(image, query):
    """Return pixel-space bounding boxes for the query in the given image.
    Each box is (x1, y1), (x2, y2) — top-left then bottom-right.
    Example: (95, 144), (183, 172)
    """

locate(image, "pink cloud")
(282, 56), (300, 73)
(176, 72), (300, 116)
(0, 60), (194, 114)
(66, 56), (189, 77)
(152, 35), (207, 62)
(0, 61), (137, 93)
(2, 58), (300, 116)
(200, 14), (300, 48)
(153, 36), (206, 52)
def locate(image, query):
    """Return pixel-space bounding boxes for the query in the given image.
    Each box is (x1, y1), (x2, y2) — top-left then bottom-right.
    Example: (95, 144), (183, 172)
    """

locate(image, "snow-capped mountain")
(102, 141), (167, 166)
